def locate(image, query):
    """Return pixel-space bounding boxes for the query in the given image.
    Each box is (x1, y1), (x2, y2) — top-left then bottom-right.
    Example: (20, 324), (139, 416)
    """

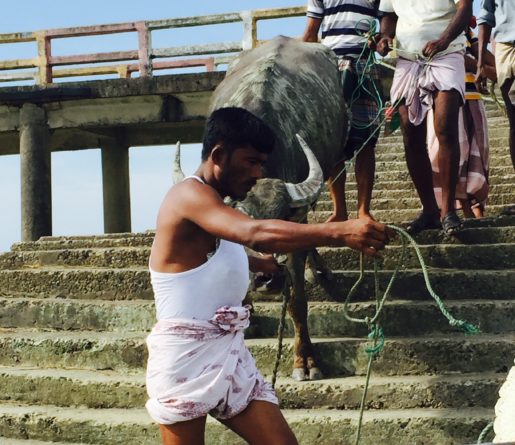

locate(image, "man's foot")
(406, 212), (441, 235)
(357, 212), (376, 223)
(325, 212), (348, 223)
(501, 205), (515, 216)
(441, 211), (464, 235)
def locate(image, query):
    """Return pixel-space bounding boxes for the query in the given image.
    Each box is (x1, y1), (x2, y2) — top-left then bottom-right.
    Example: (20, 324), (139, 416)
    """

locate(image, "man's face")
(218, 144), (268, 200)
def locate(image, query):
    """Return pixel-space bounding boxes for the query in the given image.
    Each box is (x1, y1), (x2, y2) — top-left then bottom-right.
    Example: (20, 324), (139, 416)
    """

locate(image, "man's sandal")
(406, 212), (442, 235)
(441, 211), (464, 235)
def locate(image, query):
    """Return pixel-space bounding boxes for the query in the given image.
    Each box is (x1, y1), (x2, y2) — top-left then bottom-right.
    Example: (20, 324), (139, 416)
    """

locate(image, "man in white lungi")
(146, 107), (392, 445)
(374, 0), (472, 234)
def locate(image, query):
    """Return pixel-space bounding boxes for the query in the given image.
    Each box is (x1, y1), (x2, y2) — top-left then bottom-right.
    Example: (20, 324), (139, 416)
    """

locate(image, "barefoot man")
(375, 0), (472, 234)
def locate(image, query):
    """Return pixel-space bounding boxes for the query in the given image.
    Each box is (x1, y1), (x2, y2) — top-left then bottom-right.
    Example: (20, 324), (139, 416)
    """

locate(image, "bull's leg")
(286, 252), (323, 381)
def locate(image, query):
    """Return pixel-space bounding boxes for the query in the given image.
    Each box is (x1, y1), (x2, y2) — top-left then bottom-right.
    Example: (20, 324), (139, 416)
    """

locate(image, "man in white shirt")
(375, 0), (472, 234)
(302, 0), (381, 224)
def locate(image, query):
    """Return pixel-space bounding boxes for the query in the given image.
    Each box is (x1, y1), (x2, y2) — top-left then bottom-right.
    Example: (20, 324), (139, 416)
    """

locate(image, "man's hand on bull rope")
(334, 218), (395, 258)
(371, 36), (393, 57)
(422, 37), (451, 59)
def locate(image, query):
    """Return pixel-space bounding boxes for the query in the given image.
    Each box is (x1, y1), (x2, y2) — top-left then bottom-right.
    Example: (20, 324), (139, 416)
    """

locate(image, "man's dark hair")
(201, 107), (276, 160)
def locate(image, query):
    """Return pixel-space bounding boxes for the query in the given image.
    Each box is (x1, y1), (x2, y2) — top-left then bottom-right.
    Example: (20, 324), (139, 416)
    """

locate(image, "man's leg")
(433, 89), (463, 228)
(326, 159), (348, 222)
(500, 78), (515, 170)
(160, 416), (207, 445)
(221, 400), (298, 445)
(398, 103), (441, 232)
(500, 78), (515, 215)
(354, 141), (376, 220)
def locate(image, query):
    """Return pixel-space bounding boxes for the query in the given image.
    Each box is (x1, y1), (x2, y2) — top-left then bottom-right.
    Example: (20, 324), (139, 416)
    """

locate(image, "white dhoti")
(390, 52), (466, 126)
(493, 360), (515, 443)
(145, 305), (278, 425)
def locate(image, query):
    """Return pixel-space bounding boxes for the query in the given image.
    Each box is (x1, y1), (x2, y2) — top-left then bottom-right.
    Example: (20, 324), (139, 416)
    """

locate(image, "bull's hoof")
(291, 368), (309, 381)
(308, 367), (323, 380)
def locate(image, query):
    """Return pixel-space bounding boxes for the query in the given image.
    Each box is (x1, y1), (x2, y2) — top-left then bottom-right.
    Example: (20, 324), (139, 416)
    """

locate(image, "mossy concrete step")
(9, 222), (515, 255)
(2, 265), (514, 302)
(249, 300), (515, 338)
(318, 243), (515, 270)
(320, 183), (515, 200)
(1, 298), (513, 337)
(0, 329), (513, 377)
(315, 193), (515, 211)
(343, 178), (513, 191)
(0, 366), (503, 411)
(300, 268), (515, 301)
(377, 134), (509, 148)
(309, 205), (509, 223)
(0, 438), (88, 445)
(343, 166), (514, 183)
(3, 242), (513, 270)
(0, 267), (153, 300)
(0, 403), (494, 445)
(375, 152), (512, 166)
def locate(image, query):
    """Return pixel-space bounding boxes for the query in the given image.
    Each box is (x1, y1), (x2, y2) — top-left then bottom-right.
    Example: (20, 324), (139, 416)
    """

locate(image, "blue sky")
(0, 1), (482, 252)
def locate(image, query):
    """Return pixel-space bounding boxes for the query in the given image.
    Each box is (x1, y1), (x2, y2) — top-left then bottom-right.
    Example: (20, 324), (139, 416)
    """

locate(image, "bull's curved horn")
(285, 134), (324, 208)
(172, 141), (185, 184)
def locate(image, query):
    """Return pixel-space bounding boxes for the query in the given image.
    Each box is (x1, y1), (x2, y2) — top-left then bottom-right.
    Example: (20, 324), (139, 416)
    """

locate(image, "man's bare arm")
(476, 23), (494, 90)
(302, 17), (322, 42)
(422, 0), (472, 58)
(375, 12), (398, 56)
(179, 181), (391, 257)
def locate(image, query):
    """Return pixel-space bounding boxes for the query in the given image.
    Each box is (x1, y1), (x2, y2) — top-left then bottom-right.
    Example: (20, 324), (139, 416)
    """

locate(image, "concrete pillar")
(19, 103), (52, 242)
(101, 141), (131, 233)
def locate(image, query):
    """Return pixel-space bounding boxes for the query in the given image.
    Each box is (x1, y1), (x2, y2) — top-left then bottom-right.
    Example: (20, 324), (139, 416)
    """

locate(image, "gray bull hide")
(210, 36), (350, 381)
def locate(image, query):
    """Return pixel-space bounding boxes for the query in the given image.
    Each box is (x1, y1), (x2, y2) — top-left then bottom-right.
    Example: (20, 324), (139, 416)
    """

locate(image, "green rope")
(477, 421), (494, 444)
(345, 225), (480, 445)
(388, 225), (480, 335)
(271, 266), (292, 390)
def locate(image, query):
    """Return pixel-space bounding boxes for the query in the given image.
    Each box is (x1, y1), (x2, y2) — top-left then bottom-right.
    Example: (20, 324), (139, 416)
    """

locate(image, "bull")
(176, 36), (351, 381)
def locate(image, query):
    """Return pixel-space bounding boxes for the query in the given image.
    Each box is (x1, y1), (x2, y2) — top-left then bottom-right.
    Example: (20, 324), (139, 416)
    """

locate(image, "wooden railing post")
(36, 32), (52, 85)
(136, 21), (152, 77)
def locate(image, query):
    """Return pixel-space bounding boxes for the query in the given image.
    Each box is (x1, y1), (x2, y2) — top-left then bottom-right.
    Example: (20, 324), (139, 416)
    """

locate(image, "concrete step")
(343, 167), (514, 183)
(8, 215), (515, 253)
(318, 243), (515, 270)
(0, 267), (153, 300)
(308, 205), (510, 223)
(315, 193), (515, 211)
(320, 183), (515, 200)
(0, 366), (503, 411)
(0, 438), (87, 445)
(376, 134), (509, 149)
(3, 241), (513, 271)
(0, 329), (513, 377)
(0, 403), (494, 445)
(1, 298), (513, 337)
(374, 152), (513, 166)
(2, 264), (514, 302)
(298, 268), (515, 301)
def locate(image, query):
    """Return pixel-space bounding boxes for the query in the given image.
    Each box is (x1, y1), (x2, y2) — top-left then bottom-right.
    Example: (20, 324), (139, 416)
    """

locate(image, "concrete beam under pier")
(0, 72), (224, 155)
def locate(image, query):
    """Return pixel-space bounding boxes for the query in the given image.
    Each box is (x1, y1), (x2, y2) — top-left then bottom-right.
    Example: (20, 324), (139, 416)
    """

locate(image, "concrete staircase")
(0, 102), (514, 445)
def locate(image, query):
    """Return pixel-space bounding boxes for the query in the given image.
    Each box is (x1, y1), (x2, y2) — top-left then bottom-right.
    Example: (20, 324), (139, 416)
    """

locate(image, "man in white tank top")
(147, 107), (393, 445)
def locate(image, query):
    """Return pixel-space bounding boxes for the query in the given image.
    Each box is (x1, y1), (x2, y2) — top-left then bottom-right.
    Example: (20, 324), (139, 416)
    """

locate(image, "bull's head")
(173, 135), (323, 222)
